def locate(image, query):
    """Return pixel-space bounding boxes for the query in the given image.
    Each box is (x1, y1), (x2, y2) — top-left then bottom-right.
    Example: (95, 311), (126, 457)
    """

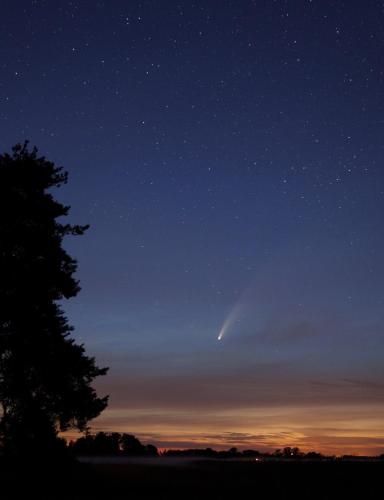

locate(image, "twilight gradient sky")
(2, 0), (384, 455)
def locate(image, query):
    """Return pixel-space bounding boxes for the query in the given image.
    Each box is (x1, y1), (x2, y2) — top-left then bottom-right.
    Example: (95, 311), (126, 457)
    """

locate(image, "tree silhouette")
(120, 433), (147, 455)
(70, 432), (159, 456)
(0, 142), (108, 457)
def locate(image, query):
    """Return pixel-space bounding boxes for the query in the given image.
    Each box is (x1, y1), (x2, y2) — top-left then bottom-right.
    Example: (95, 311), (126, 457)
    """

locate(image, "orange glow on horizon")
(62, 403), (384, 456)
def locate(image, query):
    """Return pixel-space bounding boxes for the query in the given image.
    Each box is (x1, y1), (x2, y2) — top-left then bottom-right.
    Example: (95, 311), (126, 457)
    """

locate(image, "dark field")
(2, 458), (383, 499)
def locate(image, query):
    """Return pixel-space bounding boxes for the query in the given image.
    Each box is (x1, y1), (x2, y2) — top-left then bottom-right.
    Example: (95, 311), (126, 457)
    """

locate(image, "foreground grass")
(1, 458), (383, 499)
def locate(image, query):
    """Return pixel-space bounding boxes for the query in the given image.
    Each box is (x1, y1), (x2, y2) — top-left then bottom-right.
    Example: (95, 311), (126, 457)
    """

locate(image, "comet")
(217, 301), (244, 341)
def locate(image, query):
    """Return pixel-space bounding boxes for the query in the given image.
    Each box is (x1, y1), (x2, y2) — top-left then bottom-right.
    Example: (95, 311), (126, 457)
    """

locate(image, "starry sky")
(2, 0), (384, 455)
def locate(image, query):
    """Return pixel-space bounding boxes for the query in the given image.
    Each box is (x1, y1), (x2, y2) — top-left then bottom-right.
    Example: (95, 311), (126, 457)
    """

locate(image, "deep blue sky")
(2, 0), (384, 454)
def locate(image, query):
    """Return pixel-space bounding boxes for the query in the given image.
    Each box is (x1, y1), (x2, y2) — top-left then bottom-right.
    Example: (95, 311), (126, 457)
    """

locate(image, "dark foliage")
(70, 432), (158, 456)
(0, 142), (108, 457)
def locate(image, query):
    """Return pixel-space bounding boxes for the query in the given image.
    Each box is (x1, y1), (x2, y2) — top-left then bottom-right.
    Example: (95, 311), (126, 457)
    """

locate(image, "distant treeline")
(163, 446), (325, 459)
(163, 447), (384, 460)
(71, 433), (381, 460)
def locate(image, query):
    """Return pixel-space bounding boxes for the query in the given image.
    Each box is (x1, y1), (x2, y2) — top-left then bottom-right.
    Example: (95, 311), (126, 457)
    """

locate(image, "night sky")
(2, 0), (384, 455)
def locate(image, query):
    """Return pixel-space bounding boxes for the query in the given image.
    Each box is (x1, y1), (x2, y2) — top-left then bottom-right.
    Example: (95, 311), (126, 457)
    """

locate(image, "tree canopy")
(0, 142), (108, 457)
